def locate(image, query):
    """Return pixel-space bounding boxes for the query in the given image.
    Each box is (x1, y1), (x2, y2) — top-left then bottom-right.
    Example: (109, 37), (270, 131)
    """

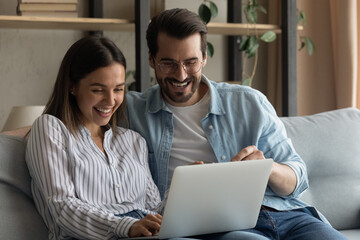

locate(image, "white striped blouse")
(25, 114), (161, 240)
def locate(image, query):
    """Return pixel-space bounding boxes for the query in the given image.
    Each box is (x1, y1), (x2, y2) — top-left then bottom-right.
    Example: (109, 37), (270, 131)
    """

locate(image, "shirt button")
(264, 198), (267, 202)
(115, 184), (120, 188)
(208, 125), (213, 129)
(221, 155), (226, 160)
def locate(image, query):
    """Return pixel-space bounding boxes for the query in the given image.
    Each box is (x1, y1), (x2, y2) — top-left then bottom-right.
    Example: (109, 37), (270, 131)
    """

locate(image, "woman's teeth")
(96, 108), (111, 113)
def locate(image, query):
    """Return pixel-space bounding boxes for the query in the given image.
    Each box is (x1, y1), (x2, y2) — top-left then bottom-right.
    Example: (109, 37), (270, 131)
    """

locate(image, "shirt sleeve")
(258, 99), (309, 198)
(136, 136), (162, 212)
(25, 115), (138, 239)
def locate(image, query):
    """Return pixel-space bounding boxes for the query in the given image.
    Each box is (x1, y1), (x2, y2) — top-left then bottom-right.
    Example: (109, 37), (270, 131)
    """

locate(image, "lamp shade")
(2, 105), (45, 131)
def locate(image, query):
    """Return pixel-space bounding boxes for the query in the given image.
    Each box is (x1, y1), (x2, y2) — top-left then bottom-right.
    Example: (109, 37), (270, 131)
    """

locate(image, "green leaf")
(298, 40), (306, 51)
(256, 4), (267, 14)
(209, 1), (218, 18)
(207, 41), (214, 57)
(298, 10), (306, 25)
(238, 37), (250, 51)
(305, 37), (314, 56)
(245, 5), (258, 23)
(242, 78), (252, 86)
(198, 4), (211, 24)
(126, 70), (136, 80)
(246, 36), (259, 58)
(260, 31), (276, 42)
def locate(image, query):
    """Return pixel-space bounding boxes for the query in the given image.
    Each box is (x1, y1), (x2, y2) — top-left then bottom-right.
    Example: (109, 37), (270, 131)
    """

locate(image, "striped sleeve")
(139, 137), (162, 211)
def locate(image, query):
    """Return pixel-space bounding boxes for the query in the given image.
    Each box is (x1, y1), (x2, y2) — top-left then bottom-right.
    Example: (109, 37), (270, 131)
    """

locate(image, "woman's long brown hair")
(44, 36), (127, 135)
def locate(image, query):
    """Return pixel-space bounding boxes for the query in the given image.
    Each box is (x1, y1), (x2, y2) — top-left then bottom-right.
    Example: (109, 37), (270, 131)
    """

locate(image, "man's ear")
(202, 52), (208, 67)
(149, 52), (155, 69)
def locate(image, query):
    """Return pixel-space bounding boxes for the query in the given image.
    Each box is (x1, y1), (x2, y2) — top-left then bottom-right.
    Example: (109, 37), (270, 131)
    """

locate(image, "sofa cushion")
(0, 134), (32, 198)
(0, 134), (48, 240)
(281, 108), (360, 230)
(340, 229), (360, 240)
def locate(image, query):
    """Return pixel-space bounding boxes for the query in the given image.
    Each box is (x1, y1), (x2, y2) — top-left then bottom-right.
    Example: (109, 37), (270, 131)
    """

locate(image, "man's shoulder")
(126, 85), (163, 114)
(209, 81), (266, 100)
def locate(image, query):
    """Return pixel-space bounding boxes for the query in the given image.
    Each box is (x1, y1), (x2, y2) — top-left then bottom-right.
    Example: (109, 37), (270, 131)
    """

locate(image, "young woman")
(25, 36), (162, 239)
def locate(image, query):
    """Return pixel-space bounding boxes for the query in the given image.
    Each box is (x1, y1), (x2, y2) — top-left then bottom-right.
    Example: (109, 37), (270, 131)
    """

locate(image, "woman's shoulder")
(31, 114), (70, 138)
(33, 114), (63, 128)
(35, 113), (59, 122)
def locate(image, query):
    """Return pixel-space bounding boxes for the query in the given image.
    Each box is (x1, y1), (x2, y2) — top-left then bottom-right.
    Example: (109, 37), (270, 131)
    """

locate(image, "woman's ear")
(70, 85), (76, 96)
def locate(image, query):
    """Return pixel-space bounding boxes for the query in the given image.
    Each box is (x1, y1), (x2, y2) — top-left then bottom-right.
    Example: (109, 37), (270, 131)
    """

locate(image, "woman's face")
(73, 63), (126, 133)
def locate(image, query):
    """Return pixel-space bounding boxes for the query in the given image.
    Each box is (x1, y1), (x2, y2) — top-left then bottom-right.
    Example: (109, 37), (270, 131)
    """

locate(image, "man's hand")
(231, 145), (296, 196)
(128, 214), (162, 237)
(231, 145), (265, 161)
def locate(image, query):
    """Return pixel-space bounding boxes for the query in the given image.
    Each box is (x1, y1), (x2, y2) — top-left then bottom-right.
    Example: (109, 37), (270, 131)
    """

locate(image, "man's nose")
(174, 63), (188, 81)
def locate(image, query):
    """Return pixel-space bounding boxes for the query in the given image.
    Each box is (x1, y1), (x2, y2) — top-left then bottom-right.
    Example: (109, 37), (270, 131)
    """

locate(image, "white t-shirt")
(166, 91), (218, 184)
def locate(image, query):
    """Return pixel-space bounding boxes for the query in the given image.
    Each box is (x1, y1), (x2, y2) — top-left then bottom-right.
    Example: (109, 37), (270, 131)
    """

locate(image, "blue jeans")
(116, 210), (147, 219)
(117, 210), (265, 240)
(173, 208), (346, 240)
(243, 207), (346, 240)
(118, 208), (346, 240)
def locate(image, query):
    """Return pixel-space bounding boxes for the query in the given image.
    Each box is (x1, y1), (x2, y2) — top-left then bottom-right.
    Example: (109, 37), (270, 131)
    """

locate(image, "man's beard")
(155, 71), (202, 104)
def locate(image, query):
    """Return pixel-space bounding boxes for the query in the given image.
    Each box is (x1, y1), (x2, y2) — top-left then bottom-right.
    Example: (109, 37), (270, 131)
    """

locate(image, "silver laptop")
(127, 159), (273, 239)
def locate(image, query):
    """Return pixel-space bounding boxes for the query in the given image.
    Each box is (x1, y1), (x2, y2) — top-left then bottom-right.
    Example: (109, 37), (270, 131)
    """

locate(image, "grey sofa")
(1, 107), (359, 240)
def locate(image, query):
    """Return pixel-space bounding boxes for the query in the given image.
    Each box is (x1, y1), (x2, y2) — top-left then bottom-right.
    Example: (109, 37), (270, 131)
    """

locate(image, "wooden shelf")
(0, 15), (302, 35)
(0, 15), (134, 31)
(207, 22), (303, 35)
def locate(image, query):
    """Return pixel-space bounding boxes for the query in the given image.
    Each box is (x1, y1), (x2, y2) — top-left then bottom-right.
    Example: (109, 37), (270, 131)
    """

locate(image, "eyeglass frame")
(151, 56), (204, 75)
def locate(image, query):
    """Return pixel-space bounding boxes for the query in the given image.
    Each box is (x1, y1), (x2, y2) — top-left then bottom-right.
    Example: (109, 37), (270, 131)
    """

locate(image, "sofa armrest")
(281, 108), (360, 230)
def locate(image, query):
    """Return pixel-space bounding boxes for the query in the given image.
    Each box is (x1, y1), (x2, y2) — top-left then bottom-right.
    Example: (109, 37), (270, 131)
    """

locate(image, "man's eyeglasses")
(153, 58), (203, 75)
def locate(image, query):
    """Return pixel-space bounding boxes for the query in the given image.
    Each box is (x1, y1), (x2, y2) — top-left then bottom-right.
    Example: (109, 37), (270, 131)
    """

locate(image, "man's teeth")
(172, 82), (188, 87)
(96, 108), (111, 113)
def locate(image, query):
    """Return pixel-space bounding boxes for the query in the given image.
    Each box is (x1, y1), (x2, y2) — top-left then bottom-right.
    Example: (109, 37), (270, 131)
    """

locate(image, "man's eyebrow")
(159, 57), (199, 62)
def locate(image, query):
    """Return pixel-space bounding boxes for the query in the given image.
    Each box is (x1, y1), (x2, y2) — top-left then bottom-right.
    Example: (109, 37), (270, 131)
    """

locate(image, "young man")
(126, 8), (346, 240)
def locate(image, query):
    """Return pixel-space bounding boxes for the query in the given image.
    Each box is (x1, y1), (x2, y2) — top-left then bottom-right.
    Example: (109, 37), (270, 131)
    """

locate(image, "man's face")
(150, 32), (207, 107)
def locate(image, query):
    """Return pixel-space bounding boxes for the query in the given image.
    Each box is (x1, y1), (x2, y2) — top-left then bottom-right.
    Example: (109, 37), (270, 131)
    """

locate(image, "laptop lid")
(156, 159), (273, 239)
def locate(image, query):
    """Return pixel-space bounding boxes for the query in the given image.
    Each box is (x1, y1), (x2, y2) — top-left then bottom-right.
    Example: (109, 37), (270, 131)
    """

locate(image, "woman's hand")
(189, 161), (205, 165)
(128, 214), (162, 237)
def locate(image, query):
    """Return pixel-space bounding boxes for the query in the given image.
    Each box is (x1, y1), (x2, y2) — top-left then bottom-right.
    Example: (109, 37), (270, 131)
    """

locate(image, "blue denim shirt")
(126, 76), (309, 211)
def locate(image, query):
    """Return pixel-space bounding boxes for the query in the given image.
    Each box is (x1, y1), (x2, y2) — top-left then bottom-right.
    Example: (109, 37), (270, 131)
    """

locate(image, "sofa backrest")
(0, 134), (48, 240)
(281, 107), (360, 230)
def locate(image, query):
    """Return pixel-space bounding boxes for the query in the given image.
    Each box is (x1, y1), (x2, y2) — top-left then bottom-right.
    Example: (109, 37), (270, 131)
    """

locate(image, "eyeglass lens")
(158, 60), (202, 74)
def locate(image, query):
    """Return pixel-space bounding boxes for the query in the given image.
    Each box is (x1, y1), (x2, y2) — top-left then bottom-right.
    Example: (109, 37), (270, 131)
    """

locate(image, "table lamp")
(2, 105), (45, 131)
